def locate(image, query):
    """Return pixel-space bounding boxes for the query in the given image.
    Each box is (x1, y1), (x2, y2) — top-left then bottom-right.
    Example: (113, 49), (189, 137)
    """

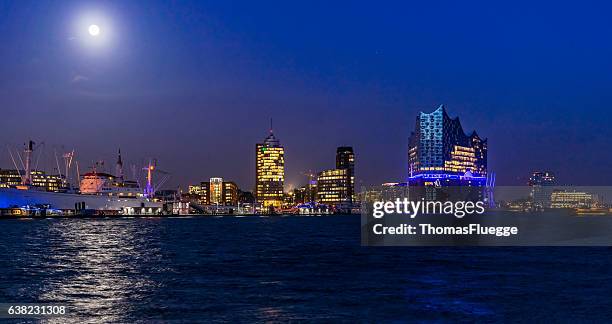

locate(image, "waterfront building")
(238, 190), (255, 204)
(551, 190), (598, 209)
(255, 127), (285, 209)
(189, 179), (239, 206)
(31, 171), (63, 192)
(210, 177), (223, 204)
(336, 147), (355, 202)
(0, 169), (22, 187)
(293, 181), (317, 205)
(408, 105), (487, 188)
(283, 191), (295, 207)
(0, 169), (63, 192)
(188, 185), (202, 195)
(223, 181), (239, 206)
(528, 171), (555, 209)
(317, 168), (351, 205)
(314, 146), (356, 207)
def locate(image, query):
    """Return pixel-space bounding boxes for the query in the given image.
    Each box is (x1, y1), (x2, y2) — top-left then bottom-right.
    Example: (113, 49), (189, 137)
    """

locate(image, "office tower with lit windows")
(408, 105), (487, 187)
(317, 169), (351, 205)
(210, 177), (223, 204)
(255, 128), (285, 209)
(336, 146), (355, 202)
(529, 171), (555, 209)
(315, 146), (356, 206)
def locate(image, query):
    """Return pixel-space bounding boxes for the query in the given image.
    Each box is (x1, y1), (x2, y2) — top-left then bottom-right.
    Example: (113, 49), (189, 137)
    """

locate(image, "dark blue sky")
(1, 0), (611, 190)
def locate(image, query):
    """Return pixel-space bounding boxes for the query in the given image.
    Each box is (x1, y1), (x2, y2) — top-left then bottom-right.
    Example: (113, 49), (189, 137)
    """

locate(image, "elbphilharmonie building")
(408, 105), (487, 187)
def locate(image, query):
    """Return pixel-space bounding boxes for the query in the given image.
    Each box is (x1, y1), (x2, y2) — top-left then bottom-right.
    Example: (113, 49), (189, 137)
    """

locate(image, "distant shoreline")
(0, 213), (359, 220)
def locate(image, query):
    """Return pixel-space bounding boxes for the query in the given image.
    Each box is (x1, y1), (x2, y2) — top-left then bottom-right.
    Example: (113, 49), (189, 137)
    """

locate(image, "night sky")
(1, 1), (611, 191)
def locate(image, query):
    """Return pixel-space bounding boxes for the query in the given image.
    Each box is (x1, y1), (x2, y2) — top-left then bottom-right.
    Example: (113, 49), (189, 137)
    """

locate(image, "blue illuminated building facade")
(408, 105), (487, 187)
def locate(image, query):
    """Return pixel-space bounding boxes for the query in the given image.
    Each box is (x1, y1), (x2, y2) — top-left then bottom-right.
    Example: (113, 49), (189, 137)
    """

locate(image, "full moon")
(88, 24), (100, 36)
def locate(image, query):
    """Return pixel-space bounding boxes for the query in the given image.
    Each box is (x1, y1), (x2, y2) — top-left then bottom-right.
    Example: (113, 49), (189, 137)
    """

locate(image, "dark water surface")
(1, 215), (611, 322)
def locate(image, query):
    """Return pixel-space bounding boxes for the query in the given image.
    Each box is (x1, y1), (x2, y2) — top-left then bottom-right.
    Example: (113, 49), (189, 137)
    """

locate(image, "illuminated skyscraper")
(408, 105), (487, 187)
(336, 146), (355, 202)
(255, 127), (285, 209)
(316, 146), (356, 206)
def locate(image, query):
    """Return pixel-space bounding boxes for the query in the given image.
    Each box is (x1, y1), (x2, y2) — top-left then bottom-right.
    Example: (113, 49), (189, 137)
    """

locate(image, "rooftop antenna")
(269, 118), (273, 133)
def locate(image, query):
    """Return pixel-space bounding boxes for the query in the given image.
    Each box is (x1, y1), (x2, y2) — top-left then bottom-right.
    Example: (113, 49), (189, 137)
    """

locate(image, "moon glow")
(88, 24), (100, 36)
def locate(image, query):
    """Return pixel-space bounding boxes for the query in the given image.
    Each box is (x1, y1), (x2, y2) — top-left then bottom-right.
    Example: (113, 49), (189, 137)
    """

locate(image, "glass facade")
(314, 147), (356, 206)
(316, 168), (350, 205)
(210, 177), (223, 204)
(336, 147), (355, 203)
(255, 131), (285, 208)
(408, 105), (487, 187)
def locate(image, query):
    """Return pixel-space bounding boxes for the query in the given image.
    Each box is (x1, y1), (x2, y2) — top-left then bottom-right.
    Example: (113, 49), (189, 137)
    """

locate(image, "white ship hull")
(0, 187), (162, 211)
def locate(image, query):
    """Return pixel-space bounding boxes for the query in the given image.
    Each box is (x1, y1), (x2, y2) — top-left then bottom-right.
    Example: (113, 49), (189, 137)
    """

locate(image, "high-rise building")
(210, 177), (223, 204)
(529, 171), (555, 209)
(336, 146), (355, 202)
(255, 127), (285, 209)
(408, 105), (487, 187)
(315, 146), (356, 206)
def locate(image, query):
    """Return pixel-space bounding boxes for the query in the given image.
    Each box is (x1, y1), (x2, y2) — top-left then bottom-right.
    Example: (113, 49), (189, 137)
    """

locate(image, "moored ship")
(0, 142), (164, 214)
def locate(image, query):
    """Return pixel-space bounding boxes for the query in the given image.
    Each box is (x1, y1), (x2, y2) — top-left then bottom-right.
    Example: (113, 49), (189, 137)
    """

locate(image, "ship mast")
(144, 160), (155, 198)
(22, 140), (34, 185)
(116, 149), (124, 183)
(63, 150), (74, 187)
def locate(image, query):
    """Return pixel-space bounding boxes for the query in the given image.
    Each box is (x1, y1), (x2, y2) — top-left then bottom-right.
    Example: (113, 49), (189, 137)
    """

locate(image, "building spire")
(269, 118), (273, 134)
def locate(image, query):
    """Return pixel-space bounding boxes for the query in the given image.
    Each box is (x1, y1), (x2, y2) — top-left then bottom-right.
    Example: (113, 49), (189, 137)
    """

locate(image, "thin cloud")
(71, 74), (89, 83)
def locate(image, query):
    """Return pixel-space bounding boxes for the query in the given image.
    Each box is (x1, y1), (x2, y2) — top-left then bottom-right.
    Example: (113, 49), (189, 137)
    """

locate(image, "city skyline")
(2, 1), (612, 188)
(0, 103), (604, 191)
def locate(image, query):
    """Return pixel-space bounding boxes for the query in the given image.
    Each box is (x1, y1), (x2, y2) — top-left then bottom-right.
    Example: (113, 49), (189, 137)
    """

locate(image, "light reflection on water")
(1, 216), (612, 322)
(20, 219), (169, 323)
